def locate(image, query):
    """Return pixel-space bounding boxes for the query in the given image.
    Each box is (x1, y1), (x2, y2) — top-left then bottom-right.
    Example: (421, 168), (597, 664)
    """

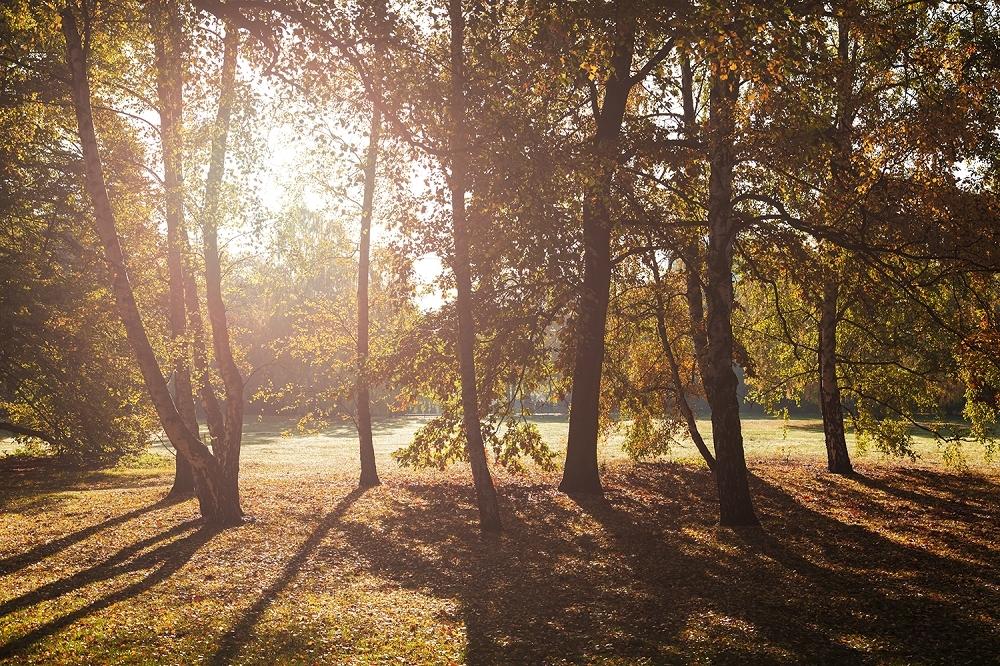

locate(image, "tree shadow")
(327, 478), (705, 663)
(731, 472), (997, 661)
(325, 465), (999, 663)
(851, 468), (999, 519)
(0, 455), (169, 509)
(1, 463), (997, 663)
(209, 486), (368, 666)
(783, 420), (827, 433)
(0, 519), (217, 660)
(0, 495), (185, 576)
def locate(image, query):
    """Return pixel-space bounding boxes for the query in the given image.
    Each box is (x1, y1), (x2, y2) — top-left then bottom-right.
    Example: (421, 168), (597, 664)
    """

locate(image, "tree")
(150, 0), (200, 494)
(559, 0), (677, 494)
(355, 0), (387, 489)
(445, 0), (501, 531)
(0, 3), (157, 463)
(701, 54), (757, 526)
(61, 3), (241, 525)
(201, 19), (245, 502)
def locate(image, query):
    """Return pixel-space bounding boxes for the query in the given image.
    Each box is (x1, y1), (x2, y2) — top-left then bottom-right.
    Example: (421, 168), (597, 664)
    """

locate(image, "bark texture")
(560, 4), (636, 494)
(819, 278), (853, 473)
(449, 0), (501, 531)
(703, 70), (758, 527)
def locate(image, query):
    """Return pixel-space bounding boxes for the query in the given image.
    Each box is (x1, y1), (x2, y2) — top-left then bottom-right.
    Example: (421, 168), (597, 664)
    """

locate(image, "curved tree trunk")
(560, 4), (636, 495)
(61, 8), (241, 525)
(151, 0), (199, 497)
(647, 254), (716, 470)
(448, 0), (501, 532)
(703, 69), (758, 527)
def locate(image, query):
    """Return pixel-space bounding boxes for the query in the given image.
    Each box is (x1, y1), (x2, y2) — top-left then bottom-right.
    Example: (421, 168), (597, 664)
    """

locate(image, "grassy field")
(1, 416), (998, 664)
(224, 414), (994, 473)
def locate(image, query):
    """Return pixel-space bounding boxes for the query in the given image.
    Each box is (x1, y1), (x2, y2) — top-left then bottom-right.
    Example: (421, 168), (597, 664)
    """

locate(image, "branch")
(0, 421), (61, 447)
(629, 37), (675, 85)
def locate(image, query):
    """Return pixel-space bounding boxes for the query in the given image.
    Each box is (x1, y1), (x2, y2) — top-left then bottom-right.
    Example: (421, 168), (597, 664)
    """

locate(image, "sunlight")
(2, 0), (998, 662)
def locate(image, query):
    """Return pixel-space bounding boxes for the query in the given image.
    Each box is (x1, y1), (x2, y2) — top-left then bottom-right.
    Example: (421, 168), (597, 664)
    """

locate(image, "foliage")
(0, 0), (159, 463)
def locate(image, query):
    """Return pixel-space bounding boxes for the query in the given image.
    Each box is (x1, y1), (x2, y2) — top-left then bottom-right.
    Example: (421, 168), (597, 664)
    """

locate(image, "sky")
(257, 118), (445, 311)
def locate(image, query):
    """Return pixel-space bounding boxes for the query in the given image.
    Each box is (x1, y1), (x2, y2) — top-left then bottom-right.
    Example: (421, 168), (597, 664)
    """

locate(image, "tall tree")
(151, 0), (200, 495)
(356, 0), (386, 490)
(201, 20), (244, 500)
(447, 0), (501, 531)
(61, 4), (241, 524)
(815, 10), (857, 475)
(559, 2), (635, 494)
(560, 1), (675, 494)
(702, 58), (758, 526)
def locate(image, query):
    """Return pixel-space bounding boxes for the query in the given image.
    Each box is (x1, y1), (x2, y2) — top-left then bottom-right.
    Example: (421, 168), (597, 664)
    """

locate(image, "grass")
(227, 414), (995, 472)
(1, 416), (998, 664)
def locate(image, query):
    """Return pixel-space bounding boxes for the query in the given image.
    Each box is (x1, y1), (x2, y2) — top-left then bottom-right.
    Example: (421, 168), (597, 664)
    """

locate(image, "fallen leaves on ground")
(0, 456), (998, 664)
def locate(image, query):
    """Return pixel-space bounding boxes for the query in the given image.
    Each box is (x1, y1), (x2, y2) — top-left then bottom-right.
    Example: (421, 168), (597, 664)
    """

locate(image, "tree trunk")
(679, 59), (714, 416)
(202, 24), (244, 501)
(61, 8), (241, 525)
(818, 278), (853, 474)
(817, 16), (854, 476)
(151, 0), (199, 497)
(356, 0), (385, 489)
(184, 265), (226, 453)
(560, 193), (612, 493)
(703, 70), (758, 527)
(356, 100), (381, 489)
(449, 0), (501, 532)
(647, 254), (716, 470)
(171, 450), (196, 495)
(560, 5), (636, 494)
(684, 247), (711, 394)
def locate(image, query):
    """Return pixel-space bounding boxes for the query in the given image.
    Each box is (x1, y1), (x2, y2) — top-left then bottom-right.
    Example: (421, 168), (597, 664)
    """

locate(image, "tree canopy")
(1, 0), (998, 529)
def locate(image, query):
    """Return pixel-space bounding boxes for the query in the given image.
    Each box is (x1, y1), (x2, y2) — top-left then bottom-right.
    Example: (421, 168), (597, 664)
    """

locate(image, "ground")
(1, 416), (998, 664)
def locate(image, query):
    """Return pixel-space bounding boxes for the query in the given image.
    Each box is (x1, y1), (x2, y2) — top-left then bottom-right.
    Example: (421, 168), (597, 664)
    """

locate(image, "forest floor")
(1, 416), (998, 664)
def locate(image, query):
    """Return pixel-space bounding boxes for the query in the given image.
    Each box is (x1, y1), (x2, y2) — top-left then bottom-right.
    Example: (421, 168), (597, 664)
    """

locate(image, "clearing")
(1, 416), (998, 664)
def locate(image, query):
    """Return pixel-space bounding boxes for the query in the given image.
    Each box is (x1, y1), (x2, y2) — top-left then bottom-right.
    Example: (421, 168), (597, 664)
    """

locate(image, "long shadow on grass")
(209, 486), (367, 666)
(0, 455), (170, 510)
(331, 477), (714, 663)
(621, 467), (1000, 660)
(0, 520), (217, 660)
(0, 496), (184, 576)
(0, 518), (201, 618)
(851, 468), (999, 520)
(328, 465), (999, 664)
(739, 472), (998, 662)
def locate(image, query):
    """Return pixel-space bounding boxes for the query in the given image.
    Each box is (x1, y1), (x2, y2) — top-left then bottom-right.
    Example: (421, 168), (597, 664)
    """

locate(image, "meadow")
(1, 416), (997, 664)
